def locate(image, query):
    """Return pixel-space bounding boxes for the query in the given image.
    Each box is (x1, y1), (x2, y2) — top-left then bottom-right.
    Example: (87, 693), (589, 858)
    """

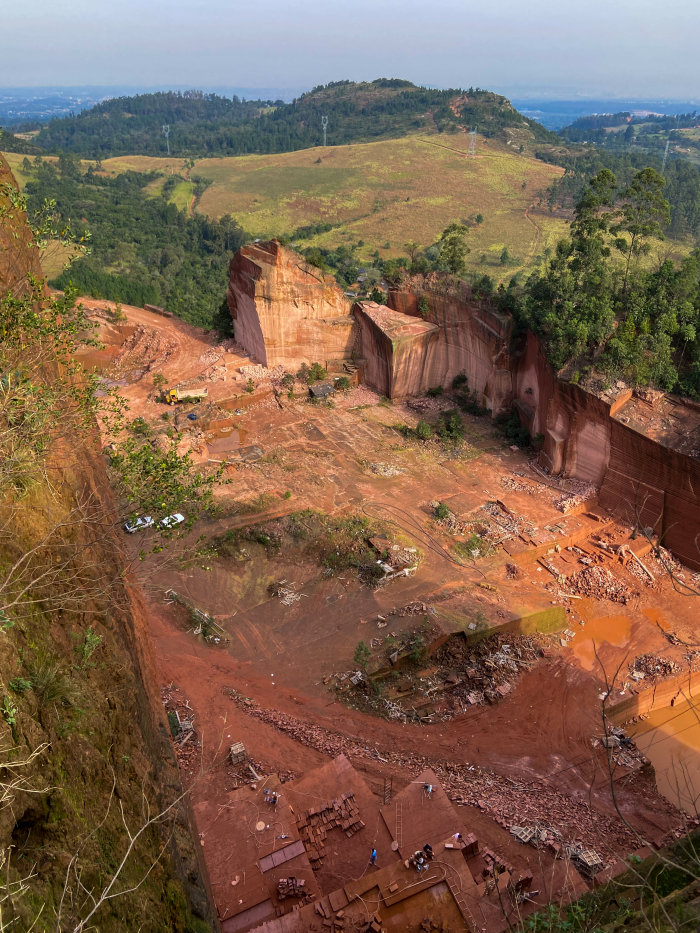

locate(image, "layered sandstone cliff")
(389, 277), (700, 572)
(354, 301), (439, 397)
(388, 280), (513, 412)
(511, 330), (700, 571)
(227, 240), (356, 368)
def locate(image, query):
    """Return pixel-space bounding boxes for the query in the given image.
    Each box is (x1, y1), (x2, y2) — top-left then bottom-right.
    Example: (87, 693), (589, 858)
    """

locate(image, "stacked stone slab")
(296, 793), (364, 867)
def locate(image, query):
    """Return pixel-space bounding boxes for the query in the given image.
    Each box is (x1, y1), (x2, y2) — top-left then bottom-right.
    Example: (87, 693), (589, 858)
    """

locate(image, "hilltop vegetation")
(32, 81), (556, 158)
(506, 168), (700, 397)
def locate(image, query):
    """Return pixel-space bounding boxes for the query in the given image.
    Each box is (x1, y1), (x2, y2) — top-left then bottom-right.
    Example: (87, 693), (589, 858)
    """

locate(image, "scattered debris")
(366, 462), (406, 477)
(568, 566), (635, 604)
(628, 654), (681, 683)
(268, 580), (306, 605)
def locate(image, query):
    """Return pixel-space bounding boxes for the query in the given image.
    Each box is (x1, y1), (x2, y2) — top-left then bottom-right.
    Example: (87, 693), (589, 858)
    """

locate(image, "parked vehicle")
(159, 513), (185, 529)
(163, 387), (208, 405)
(124, 516), (154, 533)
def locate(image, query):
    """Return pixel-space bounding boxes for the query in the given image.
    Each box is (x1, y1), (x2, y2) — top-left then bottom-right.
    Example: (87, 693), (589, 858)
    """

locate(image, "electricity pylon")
(321, 116), (328, 147)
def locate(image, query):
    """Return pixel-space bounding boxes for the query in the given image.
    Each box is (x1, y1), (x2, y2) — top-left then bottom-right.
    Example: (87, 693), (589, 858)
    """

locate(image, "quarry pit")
(72, 242), (700, 932)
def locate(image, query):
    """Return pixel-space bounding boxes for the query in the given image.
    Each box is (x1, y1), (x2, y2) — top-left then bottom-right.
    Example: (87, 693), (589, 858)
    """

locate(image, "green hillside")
(32, 81), (557, 159)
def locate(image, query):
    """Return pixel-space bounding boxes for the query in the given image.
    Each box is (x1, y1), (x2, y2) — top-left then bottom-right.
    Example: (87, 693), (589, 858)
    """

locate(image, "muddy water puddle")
(570, 614), (632, 671)
(630, 697), (700, 812)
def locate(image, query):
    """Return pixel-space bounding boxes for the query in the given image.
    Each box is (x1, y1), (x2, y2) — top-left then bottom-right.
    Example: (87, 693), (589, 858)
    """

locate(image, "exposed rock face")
(511, 331), (700, 571)
(226, 245), (700, 571)
(354, 301), (439, 397)
(0, 155), (213, 930)
(388, 283), (513, 413)
(227, 240), (355, 368)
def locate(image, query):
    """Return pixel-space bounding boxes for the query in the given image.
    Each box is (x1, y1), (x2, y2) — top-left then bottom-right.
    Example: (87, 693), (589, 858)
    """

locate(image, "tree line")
(24, 154), (246, 327)
(502, 168), (700, 398)
(535, 148), (700, 240)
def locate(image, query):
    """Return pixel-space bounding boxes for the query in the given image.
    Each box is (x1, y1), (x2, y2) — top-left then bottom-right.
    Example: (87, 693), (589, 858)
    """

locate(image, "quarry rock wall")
(226, 247), (700, 570)
(389, 281), (700, 570)
(511, 331), (700, 572)
(354, 301), (440, 397)
(388, 285), (513, 413)
(0, 156), (214, 931)
(227, 240), (356, 368)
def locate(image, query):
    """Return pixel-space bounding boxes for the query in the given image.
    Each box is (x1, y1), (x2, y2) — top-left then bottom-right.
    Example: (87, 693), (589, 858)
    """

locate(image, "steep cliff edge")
(0, 155), (214, 930)
(388, 277), (513, 411)
(227, 240), (355, 368)
(390, 276), (700, 572)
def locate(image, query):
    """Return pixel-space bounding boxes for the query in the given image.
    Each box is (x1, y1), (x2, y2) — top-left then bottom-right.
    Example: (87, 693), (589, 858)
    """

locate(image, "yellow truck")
(163, 386), (209, 405)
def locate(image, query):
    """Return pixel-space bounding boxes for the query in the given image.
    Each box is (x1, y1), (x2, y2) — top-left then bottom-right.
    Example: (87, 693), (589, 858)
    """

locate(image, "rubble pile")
(226, 694), (641, 858)
(506, 563), (524, 579)
(625, 556), (657, 587)
(113, 324), (177, 374)
(552, 480), (598, 514)
(160, 684), (200, 780)
(297, 793), (364, 867)
(628, 654), (681, 683)
(569, 566), (635, 603)
(501, 476), (538, 495)
(435, 633), (548, 708)
(239, 363), (287, 382)
(388, 602), (434, 617)
(367, 462), (406, 477)
(406, 396), (453, 414)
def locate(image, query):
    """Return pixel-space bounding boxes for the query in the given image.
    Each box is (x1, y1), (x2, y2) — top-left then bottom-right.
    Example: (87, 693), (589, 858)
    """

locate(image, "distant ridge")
(29, 80), (557, 159)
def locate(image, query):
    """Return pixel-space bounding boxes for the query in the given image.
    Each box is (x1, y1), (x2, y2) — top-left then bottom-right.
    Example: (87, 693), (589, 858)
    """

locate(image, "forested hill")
(32, 81), (556, 158)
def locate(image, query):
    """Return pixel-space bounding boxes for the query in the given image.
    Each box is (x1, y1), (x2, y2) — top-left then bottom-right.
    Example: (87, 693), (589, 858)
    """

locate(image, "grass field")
(3, 140), (693, 282)
(188, 135), (571, 277)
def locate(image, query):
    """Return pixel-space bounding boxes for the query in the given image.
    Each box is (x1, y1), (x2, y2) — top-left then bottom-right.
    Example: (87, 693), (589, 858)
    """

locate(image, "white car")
(124, 516), (154, 533)
(159, 513), (185, 529)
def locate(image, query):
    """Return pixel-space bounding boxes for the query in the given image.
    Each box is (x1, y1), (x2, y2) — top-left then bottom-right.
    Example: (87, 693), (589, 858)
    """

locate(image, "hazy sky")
(3, 0), (698, 98)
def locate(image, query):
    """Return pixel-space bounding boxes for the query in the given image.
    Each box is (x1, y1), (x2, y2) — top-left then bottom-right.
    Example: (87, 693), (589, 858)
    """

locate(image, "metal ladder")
(446, 876), (478, 933)
(383, 776), (393, 805)
(395, 801), (402, 850)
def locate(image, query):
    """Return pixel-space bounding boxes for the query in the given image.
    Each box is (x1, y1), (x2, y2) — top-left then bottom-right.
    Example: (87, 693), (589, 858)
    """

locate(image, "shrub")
(29, 660), (77, 709)
(415, 419), (432, 440)
(336, 376), (351, 391)
(435, 409), (465, 439)
(496, 409), (531, 447)
(246, 378), (255, 393)
(418, 296), (430, 319)
(452, 371), (468, 388)
(426, 386), (443, 397)
(434, 502), (450, 520)
(370, 287), (387, 305)
(456, 390), (488, 416)
(308, 362), (327, 383)
(353, 640), (372, 670)
(296, 362), (310, 384)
